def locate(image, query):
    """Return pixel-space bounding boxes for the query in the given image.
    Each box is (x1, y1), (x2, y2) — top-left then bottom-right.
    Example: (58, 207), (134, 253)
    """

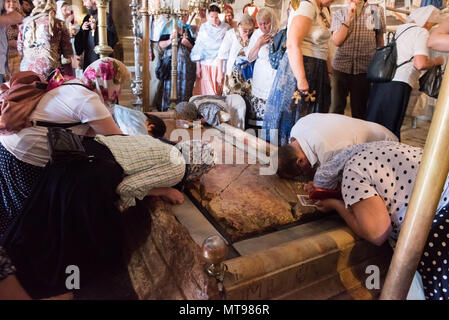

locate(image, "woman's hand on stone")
(304, 181), (315, 193)
(161, 188), (185, 205)
(315, 199), (339, 213)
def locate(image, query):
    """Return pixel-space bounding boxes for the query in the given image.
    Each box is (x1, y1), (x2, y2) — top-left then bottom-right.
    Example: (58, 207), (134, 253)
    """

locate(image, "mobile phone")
(309, 187), (342, 200)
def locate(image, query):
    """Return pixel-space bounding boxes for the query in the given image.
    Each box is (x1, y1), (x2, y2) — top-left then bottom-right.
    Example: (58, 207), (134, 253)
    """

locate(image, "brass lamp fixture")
(202, 235), (228, 294)
(137, 0), (237, 111)
(94, 0), (113, 58)
(146, 0), (208, 110)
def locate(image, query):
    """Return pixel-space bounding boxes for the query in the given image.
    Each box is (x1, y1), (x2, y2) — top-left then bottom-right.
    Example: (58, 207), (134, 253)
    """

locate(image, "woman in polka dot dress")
(312, 141), (449, 300)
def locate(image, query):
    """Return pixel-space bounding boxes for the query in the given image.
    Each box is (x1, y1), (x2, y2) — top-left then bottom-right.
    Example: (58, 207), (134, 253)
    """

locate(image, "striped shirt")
(331, 4), (386, 74)
(95, 135), (186, 209)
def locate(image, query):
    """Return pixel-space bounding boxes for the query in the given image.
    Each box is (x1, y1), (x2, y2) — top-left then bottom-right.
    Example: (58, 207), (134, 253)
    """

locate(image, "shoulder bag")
(419, 65), (443, 98)
(367, 26), (417, 83)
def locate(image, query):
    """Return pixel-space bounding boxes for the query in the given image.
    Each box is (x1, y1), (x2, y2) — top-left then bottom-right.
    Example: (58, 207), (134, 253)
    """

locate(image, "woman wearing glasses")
(263, 0), (333, 146)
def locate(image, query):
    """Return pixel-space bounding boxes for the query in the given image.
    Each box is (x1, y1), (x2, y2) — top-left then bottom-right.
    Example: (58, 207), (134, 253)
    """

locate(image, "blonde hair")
(238, 13), (255, 29)
(256, 7), (279, 34)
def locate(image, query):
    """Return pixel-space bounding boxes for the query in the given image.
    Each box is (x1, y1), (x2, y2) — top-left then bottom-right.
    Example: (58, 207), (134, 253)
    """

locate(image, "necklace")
(319, 9), (330, 29)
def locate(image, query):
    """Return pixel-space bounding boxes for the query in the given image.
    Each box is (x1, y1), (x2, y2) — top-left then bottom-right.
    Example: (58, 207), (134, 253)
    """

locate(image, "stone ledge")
(223, 224), (392, 300)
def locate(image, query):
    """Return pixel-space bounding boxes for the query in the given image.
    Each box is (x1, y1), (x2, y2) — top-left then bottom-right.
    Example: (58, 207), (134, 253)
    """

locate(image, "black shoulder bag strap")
(394, 25), (419, 68)
(32, 82), (93, 129)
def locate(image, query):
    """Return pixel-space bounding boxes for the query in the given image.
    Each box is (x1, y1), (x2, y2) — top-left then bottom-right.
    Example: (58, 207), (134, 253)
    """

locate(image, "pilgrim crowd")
(2, 0), (449, 301)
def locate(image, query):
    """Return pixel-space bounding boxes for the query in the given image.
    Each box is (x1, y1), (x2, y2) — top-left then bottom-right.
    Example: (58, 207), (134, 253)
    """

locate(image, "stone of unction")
(187, 164), (320, 241)
(123, 198), (219, 300)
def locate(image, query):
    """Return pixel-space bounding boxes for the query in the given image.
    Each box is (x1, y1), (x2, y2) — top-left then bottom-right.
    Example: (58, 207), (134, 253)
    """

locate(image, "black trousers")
(365, 81), (412, 140)
(330, 70), (371, 119)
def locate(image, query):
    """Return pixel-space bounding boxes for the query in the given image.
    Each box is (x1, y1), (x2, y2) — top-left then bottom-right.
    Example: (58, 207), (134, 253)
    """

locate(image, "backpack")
(367, 25), (417, 83)
(0, 71), (48, 135)
(0, 72), (89, 136)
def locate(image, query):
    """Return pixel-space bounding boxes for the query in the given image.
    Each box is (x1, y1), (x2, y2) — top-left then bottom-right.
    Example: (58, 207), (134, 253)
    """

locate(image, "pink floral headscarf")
(82, 58), (131, 108)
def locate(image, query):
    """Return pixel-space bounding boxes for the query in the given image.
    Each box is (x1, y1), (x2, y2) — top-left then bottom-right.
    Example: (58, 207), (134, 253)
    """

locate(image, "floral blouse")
(18, 15), (73, 79)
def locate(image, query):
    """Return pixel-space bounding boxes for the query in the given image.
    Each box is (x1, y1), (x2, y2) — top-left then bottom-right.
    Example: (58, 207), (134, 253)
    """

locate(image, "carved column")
(94, 0), (113, 58)
(170, 15), (178, 109)
(141, 0), (151, 112)
(130, 0), (143, 111)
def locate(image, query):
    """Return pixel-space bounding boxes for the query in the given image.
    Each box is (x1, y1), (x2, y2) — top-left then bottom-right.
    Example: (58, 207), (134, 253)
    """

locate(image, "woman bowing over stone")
(311, 141), (449, 300)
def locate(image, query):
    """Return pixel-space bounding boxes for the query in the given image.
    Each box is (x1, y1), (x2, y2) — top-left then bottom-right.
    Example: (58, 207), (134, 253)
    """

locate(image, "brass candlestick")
(94, 0), (113, 58)
(202, 235), (228, 293)
(170, 15), (179, 110)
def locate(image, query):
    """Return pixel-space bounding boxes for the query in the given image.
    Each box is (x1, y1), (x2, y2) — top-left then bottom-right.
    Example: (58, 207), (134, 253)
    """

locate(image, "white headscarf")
(55, 0), (67, 21)
(407, 5), (442, 27)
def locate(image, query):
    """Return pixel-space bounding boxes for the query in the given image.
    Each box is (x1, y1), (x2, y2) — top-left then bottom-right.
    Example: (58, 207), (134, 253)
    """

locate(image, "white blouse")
(247, 28), (278, 100)
(287, 0), (331, 60)
(218, 29), (246, 76)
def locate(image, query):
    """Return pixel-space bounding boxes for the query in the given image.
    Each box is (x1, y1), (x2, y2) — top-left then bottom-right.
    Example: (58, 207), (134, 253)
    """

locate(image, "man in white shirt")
(276, 113), (398, 179)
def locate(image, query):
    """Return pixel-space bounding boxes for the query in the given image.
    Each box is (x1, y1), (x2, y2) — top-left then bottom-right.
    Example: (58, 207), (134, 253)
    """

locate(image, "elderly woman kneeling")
(311, 141), (449, 300)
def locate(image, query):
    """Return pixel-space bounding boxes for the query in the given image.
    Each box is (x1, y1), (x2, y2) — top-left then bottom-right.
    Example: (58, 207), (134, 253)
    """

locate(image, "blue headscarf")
(160, 19), (195, 39)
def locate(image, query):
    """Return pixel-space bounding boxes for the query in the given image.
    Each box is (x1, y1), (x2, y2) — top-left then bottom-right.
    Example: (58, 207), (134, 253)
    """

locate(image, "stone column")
(140, 0), (151, 112)
(170, 15), (178, 109)
(94, 0), (113, 58)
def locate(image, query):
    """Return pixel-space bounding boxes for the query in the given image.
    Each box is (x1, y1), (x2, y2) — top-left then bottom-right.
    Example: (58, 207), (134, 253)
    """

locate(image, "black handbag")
(419, 65), (443, 98)
(34, 120), (88, 164)
(367, 26), (417, 83)
(46, 127), (88, 164)
(156, 55), (172, 81)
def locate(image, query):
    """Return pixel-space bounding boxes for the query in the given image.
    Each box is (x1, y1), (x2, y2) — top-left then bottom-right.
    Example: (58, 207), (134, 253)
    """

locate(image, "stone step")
(223, 224), (392, 300)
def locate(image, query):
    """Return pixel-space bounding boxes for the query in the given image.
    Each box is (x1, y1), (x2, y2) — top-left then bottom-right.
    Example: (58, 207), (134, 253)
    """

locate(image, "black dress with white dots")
(0, 143), (44, 239)
(341, 142), (449, 300)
